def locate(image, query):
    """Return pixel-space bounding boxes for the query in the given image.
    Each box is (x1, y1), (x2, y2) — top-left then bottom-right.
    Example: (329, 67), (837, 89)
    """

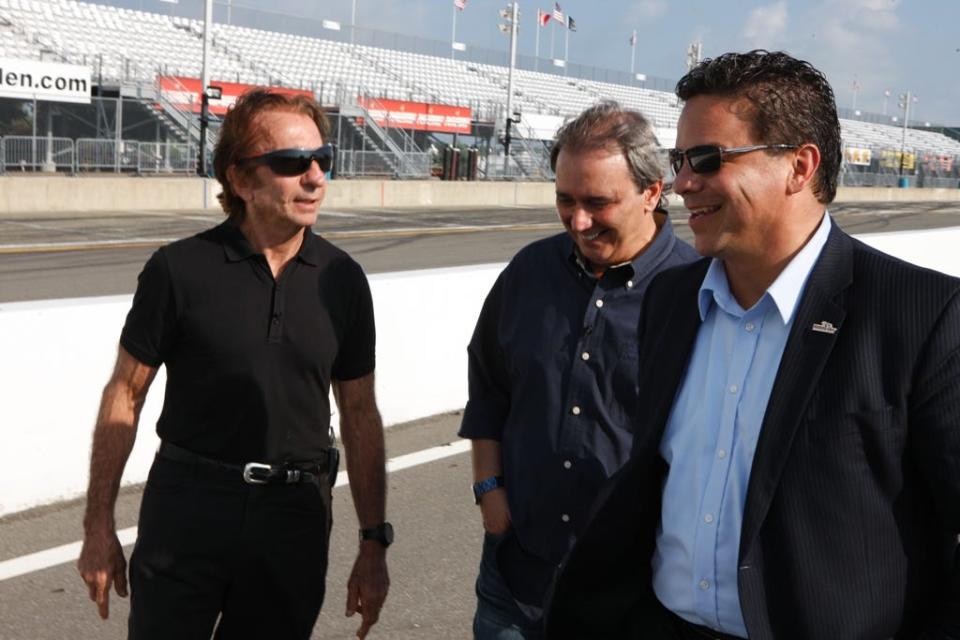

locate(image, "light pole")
(882, 89), (890, 116)
(198, 0), (213, 177)
(897, 90), (914, 180)
(498, 2), (519, 176)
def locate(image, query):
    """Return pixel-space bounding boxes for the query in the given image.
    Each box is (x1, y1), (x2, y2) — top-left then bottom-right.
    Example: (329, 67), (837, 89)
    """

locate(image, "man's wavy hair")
(676, 50), (842, 204)
(550, 100), (666, 208)
(213, 89), (331, 218)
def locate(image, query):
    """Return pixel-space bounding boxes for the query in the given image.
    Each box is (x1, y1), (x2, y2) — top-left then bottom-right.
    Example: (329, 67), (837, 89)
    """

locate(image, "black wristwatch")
(359, 522), (394, 548)
(472, 475), (505, 504)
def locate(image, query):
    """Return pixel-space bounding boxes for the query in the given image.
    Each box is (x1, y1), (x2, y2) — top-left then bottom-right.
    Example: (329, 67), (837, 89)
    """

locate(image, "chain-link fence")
(337, 150), (432, 178)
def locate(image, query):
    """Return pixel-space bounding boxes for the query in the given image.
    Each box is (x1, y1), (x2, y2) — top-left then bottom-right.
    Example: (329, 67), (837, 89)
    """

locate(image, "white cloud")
(742, 1), (788, 46)
(627, 0), (668, 21)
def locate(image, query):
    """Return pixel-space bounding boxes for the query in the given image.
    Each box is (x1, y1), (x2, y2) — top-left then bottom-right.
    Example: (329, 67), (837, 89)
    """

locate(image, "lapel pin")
(811, 320), (838, 334)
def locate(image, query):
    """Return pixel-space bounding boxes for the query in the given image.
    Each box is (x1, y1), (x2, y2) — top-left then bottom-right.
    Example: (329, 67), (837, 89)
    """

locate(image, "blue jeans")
(473, 532), (545, 640)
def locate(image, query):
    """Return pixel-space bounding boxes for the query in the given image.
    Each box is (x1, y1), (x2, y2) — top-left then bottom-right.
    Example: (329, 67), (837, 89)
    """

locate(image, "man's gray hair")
(550, 100), (664, 193)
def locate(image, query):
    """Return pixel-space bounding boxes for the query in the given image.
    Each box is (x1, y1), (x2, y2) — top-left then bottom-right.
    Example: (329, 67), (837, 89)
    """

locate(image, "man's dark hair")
(676, 50), (842, 204)
(550, 100), (664, 194)
(213, 89), (331, 218)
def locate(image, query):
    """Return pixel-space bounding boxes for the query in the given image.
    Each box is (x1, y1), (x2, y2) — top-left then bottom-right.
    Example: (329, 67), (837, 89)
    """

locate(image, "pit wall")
(3, 227), (960, 517)
(0, 176), (958, 214)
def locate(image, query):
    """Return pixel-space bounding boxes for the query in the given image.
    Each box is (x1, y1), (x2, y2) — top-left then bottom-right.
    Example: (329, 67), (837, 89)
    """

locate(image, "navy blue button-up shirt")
(459, 219), (698, 595)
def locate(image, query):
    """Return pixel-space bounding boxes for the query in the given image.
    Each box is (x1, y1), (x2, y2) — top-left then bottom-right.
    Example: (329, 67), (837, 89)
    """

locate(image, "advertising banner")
(880, 149), (915, 171)
(843, 147), (872, 166)
(0, 58), (91, 104)
(158, 76), (312, 115)
(357, 98), (472, 134)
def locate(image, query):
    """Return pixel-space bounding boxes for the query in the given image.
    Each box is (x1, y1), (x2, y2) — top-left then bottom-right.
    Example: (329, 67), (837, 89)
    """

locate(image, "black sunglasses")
(237, 145), (334, 176)
(669, 144), (798, 175)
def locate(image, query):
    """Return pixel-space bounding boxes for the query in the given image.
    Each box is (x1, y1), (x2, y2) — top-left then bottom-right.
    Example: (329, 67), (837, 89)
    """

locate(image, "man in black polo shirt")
(77, 89), (391, 639)
(459, 101), (698, 638)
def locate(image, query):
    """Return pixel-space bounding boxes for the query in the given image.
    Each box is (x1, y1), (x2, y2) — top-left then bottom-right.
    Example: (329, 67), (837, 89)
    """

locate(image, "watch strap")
(472, 475), (505, 504)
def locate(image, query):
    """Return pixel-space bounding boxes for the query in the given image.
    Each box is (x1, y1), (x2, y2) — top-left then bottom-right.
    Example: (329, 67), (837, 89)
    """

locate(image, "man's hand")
(345, 541), (390, 639)
(480, 487), (511, 535)
(77, 529), (128, 619)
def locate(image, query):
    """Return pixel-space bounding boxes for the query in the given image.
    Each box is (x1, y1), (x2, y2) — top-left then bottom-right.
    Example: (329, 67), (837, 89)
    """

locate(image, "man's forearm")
(83, 382), (141, 533)
(338, 393), (387, 527)
(470, 438), (503, 482)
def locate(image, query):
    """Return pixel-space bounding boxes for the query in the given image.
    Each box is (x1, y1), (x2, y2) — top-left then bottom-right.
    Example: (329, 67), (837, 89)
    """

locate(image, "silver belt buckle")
(243, 462), (273, 484)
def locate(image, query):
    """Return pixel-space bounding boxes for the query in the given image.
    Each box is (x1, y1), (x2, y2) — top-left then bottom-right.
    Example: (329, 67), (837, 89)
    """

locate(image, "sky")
(123, 0), (960, 125)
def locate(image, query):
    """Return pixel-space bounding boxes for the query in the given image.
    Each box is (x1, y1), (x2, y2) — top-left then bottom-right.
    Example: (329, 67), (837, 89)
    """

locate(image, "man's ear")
(787, 143), (821, 195)
(643, 179), (664, 212)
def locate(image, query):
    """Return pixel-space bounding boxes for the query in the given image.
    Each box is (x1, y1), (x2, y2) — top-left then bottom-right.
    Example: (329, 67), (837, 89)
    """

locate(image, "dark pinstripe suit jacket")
(545, 225), (960, 640)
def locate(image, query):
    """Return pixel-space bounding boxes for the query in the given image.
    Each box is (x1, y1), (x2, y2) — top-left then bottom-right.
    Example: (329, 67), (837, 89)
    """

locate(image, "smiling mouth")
(688, 205), (721, 220)
(580, 229), (605, 241)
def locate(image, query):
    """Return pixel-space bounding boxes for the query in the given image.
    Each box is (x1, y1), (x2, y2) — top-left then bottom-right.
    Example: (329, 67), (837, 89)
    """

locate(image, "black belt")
(158, 441), (334, 485)
(663, 606), (746, 640)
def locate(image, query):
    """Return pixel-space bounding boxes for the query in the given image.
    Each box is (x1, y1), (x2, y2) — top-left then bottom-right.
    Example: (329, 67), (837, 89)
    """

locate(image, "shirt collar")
(698, 212), (832, 323)
(567, 213), (679, 280)
(220, 217), (319, 266)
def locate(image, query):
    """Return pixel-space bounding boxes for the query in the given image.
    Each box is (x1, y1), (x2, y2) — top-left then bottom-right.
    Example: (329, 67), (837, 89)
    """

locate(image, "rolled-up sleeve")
(458, 271), (510, 441)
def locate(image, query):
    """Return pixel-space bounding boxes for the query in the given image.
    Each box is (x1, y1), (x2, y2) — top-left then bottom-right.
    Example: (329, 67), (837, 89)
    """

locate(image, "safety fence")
(336, 150), (432, 179)
(0, 136), (198, 175)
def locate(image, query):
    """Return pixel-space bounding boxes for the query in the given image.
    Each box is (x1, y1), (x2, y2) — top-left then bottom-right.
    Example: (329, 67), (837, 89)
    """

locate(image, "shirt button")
(563, 460), (572, 469)
(595, 299), (604, 308)
(626, 280), (634, 289)
(571, 405), (581, 416)
(717, 449), (727, 459)
(581, 351), (590, 361)
(729, 384), (738, 393)
(699, 579), (710, 590)
(745, 322), (755, 332)
(704, 513), (714, 524)
(561, 514), (570, 523)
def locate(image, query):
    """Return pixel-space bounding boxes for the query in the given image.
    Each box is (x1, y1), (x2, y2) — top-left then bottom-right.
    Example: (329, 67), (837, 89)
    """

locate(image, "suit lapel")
(633, 260), (710, 455)
(738, 226), (854, 557)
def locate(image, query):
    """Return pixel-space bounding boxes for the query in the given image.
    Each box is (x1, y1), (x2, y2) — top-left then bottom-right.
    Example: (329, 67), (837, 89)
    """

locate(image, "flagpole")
(630, 29), (636, 74)
(550, 20), (555, 60)
(451, 2), (457, 60)
(534, 11), (540, 71)
(564, 23), (569, 76)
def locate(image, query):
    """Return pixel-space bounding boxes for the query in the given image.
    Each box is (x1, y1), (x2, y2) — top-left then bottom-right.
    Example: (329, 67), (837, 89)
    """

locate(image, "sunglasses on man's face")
(237, 145), (334, 176)
(668, 144), (798, 175)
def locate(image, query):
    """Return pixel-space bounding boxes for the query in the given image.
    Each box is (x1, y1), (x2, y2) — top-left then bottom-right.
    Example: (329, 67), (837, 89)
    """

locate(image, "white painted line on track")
(0, 439), (471, 582)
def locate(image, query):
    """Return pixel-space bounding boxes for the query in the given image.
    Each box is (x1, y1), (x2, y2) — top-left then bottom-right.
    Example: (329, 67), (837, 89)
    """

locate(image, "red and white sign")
(357, 98), (472, 134)
(158, 76), (312, 115)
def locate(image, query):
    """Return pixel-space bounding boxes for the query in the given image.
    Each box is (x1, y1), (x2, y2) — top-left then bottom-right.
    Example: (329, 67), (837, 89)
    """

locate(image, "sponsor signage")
(0, 57), (91, 104)
(880, 149), (915, 171)
(158, 76), (312, 115)
(843, 147), (872, 166)
(357, 98), (472, 134)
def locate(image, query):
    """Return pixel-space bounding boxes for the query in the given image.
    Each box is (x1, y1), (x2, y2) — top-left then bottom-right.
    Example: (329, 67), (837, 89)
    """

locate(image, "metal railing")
(1, 136), (75, 173)
(337, 150), (431, 178)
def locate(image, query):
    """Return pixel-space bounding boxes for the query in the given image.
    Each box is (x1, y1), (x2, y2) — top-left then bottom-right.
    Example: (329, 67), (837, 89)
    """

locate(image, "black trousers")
(128, 453), (333, 640)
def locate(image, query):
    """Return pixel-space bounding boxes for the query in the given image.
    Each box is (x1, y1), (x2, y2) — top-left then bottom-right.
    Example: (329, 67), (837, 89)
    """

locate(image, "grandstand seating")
(1, 0), (958, 161)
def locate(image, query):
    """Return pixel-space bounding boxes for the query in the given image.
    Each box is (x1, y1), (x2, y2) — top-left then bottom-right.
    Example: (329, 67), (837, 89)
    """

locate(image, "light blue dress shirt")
(652, 214), (832, 637)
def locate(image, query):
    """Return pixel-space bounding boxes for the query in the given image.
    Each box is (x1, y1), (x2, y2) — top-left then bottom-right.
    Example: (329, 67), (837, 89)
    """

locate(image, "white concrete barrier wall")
(2, 227), (960, 517)
(0, 263), (503, 517)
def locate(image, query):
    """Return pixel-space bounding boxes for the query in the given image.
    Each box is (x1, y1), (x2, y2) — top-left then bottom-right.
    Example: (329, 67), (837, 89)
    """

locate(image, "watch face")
(381, 523), (394, 545)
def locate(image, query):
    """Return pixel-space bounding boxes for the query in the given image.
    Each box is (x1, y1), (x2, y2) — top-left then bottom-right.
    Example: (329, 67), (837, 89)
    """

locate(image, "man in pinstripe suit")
(545, 50), (960, 639)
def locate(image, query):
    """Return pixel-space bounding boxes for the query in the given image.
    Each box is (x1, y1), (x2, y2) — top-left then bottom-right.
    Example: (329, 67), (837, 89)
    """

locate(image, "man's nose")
(671, 162), (699, 196)
(569, 206), (592, 232)
(302, 158), (326, 186)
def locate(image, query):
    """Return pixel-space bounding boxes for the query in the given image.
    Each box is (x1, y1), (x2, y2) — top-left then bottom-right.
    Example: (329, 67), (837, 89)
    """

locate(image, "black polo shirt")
(120, 218), (375, 464)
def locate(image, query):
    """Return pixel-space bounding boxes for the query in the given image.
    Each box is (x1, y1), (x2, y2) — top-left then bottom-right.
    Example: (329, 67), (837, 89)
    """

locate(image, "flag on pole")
(538, 9), (551, 26)
(552, 2), (564, 23)
(567, 15), (576, 31)
(454, 0), (467, 10)
(629, 32), (636, 46)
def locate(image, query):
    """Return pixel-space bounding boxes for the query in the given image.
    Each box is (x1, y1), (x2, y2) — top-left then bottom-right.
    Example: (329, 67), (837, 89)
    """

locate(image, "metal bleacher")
(1, 0), (958, 170)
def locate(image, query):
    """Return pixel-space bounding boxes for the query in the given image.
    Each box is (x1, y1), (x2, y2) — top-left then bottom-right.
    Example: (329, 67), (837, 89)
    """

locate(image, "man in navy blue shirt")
(458, 100), (698, 638)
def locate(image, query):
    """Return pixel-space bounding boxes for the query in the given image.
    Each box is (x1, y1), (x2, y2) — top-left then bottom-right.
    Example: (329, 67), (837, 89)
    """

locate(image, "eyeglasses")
(236, 145), (334, 176)
(668, 144), (798, 175)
